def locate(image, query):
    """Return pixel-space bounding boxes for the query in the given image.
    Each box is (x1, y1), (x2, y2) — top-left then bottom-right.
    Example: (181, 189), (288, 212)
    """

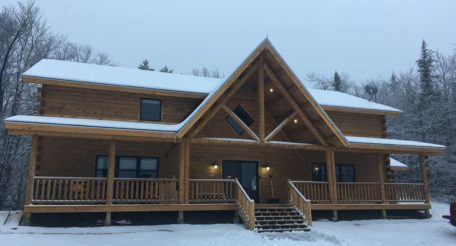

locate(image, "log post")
(178, 142), (185, 204)
(377, 154), (387, 218)
(258, 54), (265, 142)
(23, 135), (39, 224)
(184, 140), (190, 204)
(419, 154), (431, 217)
(105, 140), (116, 225)
(326, 150), (338, 220)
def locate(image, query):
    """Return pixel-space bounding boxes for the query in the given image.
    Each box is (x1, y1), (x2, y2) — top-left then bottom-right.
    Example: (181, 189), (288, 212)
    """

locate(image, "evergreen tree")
(417, 40), (435, 105)
(138, 59), (154, 71)
(159, 66), (173, 73)
(333, 71), (342, 91)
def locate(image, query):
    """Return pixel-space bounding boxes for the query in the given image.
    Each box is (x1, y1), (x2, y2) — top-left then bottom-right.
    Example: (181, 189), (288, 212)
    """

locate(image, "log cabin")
(5, 39), (446, 232)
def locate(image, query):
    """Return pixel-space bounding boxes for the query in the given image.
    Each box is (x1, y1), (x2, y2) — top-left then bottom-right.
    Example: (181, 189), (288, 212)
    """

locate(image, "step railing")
(288, 180), (312, 227)
(32, 176), (107, 204)
(113, 178), (178, 203)
(189, 179), (236, 203)
(234, 179), (255, 230)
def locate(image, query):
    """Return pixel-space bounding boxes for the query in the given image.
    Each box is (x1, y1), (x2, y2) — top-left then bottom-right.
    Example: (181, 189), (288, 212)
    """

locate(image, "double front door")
(222, 160), (259, 202)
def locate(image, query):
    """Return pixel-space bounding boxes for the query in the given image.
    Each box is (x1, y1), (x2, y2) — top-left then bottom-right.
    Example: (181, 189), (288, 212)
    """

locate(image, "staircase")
(254, 205), (310, 232)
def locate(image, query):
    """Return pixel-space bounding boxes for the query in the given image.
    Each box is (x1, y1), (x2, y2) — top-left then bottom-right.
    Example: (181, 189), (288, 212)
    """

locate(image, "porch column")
(325, 149), (338, 220)
(178, 140), (190, 223)
(23, 135), (39, 224)
(419, 154), (430, 217)
(377, 154), (387, 218)
(105, 140), (116, 225)
(25, 136), (39, 206)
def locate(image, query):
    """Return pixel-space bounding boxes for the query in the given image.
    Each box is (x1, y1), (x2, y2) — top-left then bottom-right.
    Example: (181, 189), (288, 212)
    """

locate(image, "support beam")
(377, 154), (387, 218)
(222, 105), (260, 141)
(188, 62), (260, 138)
(179, 143), (185, 204)
(258, 55), (265, 142)
(264, 64), (328, 146)
(105, 140), (116, 225)
(265, 112), (297, 142)
(326, 149), (338, 220)
(25, 136), (39, 206)
(419, 155), (430, 217)
(184, 140), (190, 204)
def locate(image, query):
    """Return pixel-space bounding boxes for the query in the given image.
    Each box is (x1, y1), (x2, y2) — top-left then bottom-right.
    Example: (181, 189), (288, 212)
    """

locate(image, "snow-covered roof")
(23, 59), (401, 114)
(23, 59), (223, 95)
(5, 115), (183, 132)
(347, 136), (445, 149)
(389, 158), (408, 171)
(308, 89), (401, 114)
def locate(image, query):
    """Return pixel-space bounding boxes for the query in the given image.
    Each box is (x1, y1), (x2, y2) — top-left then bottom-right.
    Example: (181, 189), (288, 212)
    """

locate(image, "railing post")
(23, 135), (39, 225)
(326, 150), (338, 220)
(105, 140), (116, 225)
(377, 154), (387, 218)
(419, 155), (430, 217)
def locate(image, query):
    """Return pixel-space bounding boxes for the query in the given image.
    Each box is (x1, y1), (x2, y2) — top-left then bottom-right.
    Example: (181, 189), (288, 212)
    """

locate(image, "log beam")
(377, 154), (387, 218)
(105, 140), (116, 225)
(264, 64), (328, 146)
(188, 62), (260, 138)
(265, 112), (297, 142)
(222, 105), (260, 141)
(419, 155), (430, 217)
(258, 54), (265, 142)
(24, 136), (39, 206)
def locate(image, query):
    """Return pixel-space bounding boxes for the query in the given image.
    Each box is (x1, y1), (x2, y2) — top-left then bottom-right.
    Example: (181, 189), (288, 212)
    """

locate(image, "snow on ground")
(0, 202), (454, 246)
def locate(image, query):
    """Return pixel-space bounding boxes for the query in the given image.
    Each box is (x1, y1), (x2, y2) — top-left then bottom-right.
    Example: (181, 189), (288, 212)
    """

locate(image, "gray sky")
(2, 0), (456, 82)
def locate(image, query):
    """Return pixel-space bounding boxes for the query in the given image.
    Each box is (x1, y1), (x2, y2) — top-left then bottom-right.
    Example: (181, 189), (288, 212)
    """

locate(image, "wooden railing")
(113, 178), (178, 203)
(288, 180), (313, 227)
(292, 181), (329, 203)
(385, 183), (425, 203)
(234, 179), (255, 230)
(337, 182), (381, 203)
(189, 179), (236, 203)
(32, 176), (107, 204)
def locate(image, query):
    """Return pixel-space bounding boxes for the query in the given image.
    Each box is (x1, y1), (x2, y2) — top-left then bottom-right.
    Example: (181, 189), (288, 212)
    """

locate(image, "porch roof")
(389, 158), (409, 172)
(346, 136), (446, 154)
(4, 115), (178, 140)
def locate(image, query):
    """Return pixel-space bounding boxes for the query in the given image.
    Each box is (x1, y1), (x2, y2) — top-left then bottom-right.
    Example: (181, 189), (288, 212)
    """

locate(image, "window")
(225, 105), (254, 135)
(311, 163), (355, 182)
(140, 99), (161, 121)
(95, 156), (108, 177)
(95, 156), (159, 178)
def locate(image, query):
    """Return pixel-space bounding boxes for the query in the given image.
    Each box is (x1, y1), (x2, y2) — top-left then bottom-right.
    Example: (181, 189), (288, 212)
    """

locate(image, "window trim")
(139, 98), (162, 121)
(95, 155), (159, 178)
(310, 162), (356, 182)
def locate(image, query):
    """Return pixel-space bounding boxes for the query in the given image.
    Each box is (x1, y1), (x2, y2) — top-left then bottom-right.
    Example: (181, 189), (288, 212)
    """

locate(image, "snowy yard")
(0, 202), (454, 246)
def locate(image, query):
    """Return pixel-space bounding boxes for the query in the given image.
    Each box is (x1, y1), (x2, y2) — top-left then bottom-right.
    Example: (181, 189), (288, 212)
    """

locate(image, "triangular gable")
(177, 39), (348, 148)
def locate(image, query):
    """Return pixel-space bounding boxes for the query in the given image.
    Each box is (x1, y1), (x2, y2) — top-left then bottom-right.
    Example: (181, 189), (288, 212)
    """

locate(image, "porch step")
(254, 206), (309, 233)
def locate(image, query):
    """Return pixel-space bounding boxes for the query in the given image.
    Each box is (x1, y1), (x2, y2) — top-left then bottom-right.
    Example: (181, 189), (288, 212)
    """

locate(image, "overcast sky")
(2, 0), (456, 82)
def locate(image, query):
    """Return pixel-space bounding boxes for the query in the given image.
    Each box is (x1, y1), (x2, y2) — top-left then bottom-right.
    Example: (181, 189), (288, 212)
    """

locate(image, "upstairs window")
(140, 99), (161, 121)
(225, 105), (254, 135)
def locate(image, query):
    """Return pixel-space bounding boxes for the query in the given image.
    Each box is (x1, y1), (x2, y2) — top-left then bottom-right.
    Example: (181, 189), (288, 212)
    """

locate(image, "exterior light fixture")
(264, 164), (271, 171)
(293, 119), (298, 124)
(211, 162), (219, 169)
(269, 88), (274, 93)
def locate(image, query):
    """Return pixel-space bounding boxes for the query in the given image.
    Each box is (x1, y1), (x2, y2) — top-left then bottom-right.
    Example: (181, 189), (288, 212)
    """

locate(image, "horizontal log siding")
(327, 111), (387, 138)
(41, 85), (202, 123)
(37, 137), (179, 178)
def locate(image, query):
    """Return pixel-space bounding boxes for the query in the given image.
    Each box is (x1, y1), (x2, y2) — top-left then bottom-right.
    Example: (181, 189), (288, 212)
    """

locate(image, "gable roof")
(176, 39), (349, 147)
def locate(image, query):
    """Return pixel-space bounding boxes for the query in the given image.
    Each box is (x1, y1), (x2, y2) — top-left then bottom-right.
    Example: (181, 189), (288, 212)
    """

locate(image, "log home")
(5, 39), (445, 232)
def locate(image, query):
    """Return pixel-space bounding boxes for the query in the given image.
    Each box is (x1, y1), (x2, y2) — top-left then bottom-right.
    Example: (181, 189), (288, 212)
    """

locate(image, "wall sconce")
(293, 118), (298, 124)
(211, 162), (219, 169)
(263, 164), (271, 171)
(269, 88), (274, 93)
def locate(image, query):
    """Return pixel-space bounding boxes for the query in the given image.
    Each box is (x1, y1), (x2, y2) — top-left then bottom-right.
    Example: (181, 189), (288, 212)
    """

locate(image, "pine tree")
(159, 66), (173, 73)
(138, 59), (154, 71)
(417, 40), (435, 105)
(333, 71), (342, 91)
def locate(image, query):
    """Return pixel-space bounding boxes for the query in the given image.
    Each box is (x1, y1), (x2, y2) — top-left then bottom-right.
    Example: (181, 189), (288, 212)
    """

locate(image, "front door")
(222, 160), (259, 202)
